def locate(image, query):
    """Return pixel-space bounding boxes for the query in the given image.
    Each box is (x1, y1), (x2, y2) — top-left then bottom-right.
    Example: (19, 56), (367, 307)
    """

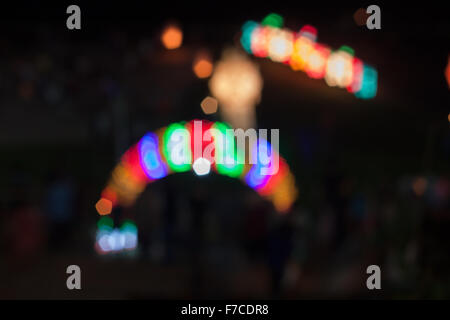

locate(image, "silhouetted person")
(324, 159), (348, 249)
(43, 169), (75, 250)
(243, 199), (269, 261)
(189, 185), (208, 297)
(4, 198), (46, 269)
(163, 182), (177, 264)
(268, 217), (293, 297)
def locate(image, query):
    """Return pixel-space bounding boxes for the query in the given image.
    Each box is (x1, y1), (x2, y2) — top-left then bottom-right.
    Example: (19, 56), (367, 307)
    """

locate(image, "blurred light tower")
(209, 48), (263, 129)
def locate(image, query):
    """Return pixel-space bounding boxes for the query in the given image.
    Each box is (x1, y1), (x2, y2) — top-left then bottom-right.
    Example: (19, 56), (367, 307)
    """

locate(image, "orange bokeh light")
(412, 177), (428, 197)
(193, 54), (213, 79)
(101, 187), (118, 206)
(161, 25), (183, 50)
(289, 36), (315, 71)
(353, 8), (370, 26)
(200, 96), (218, 114)
(305, 44), (330, 79)
(95, 198), (113, 215)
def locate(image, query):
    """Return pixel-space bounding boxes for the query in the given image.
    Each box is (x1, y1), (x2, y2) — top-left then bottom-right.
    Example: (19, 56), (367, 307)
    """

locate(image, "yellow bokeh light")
(269, 172), (298, 213)
(325, 50), (354, 88)
(289, 36), (315, 71)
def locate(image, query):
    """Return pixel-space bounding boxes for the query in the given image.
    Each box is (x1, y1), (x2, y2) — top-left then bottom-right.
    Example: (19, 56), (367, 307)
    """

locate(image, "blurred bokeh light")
(161, 24), (183, 50)
(193, 51), (213, 78)
(200, 96), (218, 114)
(95, 198), (112, 216)
(240, 16), (377, 99)
(353, 8), (370, 26)
(445, 55), (450, 88)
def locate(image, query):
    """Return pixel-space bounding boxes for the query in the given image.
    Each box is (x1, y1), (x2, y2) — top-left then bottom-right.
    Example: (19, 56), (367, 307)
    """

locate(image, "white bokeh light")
(193, 157), (211, 176)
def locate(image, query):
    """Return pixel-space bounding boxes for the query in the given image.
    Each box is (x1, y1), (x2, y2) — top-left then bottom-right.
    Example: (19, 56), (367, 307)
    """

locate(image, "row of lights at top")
(159, 15), (377, 103)
(240, 13), (378, 99)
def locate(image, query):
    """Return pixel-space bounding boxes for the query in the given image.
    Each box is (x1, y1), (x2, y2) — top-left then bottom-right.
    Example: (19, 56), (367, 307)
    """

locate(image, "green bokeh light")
(261, 13), (283, 28)
(213, 122), (245, 178)
(97, 216), (114, 231)
(241, 20), (258, 53)
(163, 122), (192, 172)
(355, 65), (377, 99)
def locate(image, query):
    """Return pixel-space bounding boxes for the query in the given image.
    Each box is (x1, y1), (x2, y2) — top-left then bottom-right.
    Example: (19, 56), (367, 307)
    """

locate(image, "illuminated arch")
(240, 15), (378, 99)
(94, 119), (298, 254)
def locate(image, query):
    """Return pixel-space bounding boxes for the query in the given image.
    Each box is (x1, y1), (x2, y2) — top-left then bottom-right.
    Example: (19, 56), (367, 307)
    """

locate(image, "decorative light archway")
(94, 119), (298, 254)
(240, 13), (378, 99)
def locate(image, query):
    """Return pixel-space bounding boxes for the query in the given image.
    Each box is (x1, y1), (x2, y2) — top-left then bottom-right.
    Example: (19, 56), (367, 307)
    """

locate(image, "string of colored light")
(95, 120), (298, 253)
(95, 217), (138, 255)
(240, 13), (378, 99)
